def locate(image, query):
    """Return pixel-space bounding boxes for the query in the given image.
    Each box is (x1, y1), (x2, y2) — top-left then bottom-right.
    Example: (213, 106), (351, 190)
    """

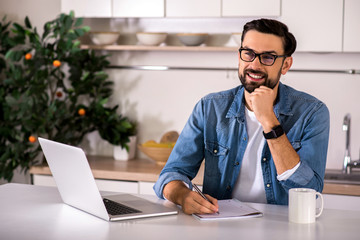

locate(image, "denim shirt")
(154, 83), (330, 205)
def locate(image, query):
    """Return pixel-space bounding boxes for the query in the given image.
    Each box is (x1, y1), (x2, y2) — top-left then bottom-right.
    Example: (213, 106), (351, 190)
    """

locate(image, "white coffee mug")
(288, 188), (324, 224)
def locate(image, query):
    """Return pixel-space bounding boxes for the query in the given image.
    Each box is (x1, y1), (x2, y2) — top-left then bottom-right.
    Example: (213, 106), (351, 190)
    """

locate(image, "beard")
(239, 68), (282, 93)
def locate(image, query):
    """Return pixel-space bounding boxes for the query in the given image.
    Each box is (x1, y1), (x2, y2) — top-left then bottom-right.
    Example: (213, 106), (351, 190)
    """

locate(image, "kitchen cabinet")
(281, 0), (343, 52)
(222, 0), (280, 17)
(32, 174), (139, 194)
(166, 0), (220, 17)
(343, 0), (360, 52)
(323, 194), (360, 211)
(113, 0), (164, 17)
(61, 0), (112, 17)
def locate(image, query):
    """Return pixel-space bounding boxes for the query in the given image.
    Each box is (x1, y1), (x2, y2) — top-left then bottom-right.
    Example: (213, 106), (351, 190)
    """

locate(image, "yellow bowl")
(138, 144), (173, 165)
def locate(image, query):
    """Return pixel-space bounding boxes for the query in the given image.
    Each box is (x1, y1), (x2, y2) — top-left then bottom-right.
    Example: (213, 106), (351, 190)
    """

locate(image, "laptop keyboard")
(103, 198), (142, 216)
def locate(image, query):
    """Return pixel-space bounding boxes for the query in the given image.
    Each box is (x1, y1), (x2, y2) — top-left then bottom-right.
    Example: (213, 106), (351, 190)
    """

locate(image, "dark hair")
(241, 18), (297, 56)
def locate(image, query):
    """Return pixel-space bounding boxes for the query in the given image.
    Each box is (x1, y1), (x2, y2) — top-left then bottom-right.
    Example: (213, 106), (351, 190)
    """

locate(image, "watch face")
(263, 125), (284, 139)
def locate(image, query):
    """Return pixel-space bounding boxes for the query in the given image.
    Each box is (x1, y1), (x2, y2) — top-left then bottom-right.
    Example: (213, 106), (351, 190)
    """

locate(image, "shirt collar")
(226, 82), (293, 122)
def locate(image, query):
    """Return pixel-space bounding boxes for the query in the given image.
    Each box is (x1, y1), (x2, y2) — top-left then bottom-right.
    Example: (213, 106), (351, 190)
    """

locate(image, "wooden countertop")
(30, 155), (360, 196)
(30, 155), (205, 185)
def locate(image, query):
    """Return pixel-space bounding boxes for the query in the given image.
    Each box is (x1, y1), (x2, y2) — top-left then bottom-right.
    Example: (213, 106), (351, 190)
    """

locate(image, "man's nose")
(249, 55), (263, 69)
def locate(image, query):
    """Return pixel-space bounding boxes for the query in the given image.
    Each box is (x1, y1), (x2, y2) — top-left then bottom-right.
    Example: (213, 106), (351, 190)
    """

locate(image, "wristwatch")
(263, 125), (284, 139)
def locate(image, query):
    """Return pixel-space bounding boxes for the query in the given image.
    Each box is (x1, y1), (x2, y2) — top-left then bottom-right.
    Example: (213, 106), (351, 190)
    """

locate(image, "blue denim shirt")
(154, 83), (330, 205)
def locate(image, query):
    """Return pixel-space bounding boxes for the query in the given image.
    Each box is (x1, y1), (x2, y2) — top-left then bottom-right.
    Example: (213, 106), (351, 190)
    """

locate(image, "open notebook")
(193, 199), (263, 221)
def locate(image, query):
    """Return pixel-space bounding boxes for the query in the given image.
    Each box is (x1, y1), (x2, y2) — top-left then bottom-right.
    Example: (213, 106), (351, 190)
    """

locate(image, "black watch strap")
(263, 125), (284, 139)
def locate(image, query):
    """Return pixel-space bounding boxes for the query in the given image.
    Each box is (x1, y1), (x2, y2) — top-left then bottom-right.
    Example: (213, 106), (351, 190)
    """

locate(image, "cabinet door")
(166, 0), (220, 17)
(113, 0), (164, 17)
(61, 0), (112, 17)
(138, 181), (156, 195)
(95, 179), (138, 193)
(343, 0), (360, 52)
(222, 0), (280, 17)
(281, 0), (343, 52)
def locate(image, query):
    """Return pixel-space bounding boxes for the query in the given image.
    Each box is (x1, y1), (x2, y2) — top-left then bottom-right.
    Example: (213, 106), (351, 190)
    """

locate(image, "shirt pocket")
(291, 141), (302, 152)
(204, 141), (229, 177)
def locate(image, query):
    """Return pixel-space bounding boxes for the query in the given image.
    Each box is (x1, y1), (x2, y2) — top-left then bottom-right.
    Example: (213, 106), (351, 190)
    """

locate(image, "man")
(153, 18), (330, 215)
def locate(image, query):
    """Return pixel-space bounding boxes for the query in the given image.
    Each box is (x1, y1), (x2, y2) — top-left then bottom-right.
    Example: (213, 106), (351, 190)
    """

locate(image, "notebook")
(38, 137), (178, 221)
(193, 199), (263, 221)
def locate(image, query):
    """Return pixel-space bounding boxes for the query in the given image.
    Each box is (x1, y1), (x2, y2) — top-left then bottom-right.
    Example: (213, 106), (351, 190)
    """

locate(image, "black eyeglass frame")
(239, 48), (288, 66)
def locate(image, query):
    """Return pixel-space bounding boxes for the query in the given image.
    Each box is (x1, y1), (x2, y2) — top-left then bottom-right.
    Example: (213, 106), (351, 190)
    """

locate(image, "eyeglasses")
(239, 48), (287, 66)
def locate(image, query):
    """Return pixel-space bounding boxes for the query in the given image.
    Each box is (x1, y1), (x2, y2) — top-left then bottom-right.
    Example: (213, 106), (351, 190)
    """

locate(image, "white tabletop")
(0, 183), (359, 240)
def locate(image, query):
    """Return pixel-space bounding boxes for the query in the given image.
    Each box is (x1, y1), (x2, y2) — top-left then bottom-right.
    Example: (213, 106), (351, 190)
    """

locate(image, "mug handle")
(315, 192), (324, 218)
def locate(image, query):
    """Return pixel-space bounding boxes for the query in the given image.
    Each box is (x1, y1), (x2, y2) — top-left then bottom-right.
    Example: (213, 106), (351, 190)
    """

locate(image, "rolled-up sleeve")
(279, 102), (330, 192)
(153, 100), (205, 199)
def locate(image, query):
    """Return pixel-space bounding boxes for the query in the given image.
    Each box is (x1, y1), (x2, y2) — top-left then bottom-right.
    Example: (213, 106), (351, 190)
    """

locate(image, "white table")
(0, 183), (359, 240)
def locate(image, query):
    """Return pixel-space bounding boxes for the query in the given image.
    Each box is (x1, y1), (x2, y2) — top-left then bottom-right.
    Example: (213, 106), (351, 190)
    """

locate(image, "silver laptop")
(38, 137), (178, 221)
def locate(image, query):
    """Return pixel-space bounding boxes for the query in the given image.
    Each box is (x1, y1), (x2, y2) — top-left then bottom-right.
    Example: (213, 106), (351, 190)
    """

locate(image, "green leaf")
(4, 50), (14, 60)
(25, 16), (32, 29)
(99, 98), (108, 105)
(74, 28), (84, 37)
(12, 23), (25, 34)
(73, 40), (81, 48)
(69, 11), (75, 18)
(82, 26), (91, 33)
(74, 18), (83, 27)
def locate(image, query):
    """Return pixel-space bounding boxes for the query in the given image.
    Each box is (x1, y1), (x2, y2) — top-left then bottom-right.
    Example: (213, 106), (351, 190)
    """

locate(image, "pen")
(192, 183), (219, 214)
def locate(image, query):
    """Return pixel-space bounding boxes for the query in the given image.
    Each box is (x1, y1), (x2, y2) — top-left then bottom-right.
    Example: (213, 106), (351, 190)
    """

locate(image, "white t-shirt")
(232, 108), (267, 203)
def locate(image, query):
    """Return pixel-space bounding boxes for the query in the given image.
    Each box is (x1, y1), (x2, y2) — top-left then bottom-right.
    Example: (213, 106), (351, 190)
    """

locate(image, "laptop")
(38, 137), (178, 221)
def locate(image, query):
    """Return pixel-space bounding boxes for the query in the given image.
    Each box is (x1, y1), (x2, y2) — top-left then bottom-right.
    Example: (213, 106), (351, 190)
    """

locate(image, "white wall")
(1, 0), (360, 184)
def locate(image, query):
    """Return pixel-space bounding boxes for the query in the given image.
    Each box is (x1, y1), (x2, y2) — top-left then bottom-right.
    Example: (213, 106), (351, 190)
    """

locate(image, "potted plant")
(0, 12), (136, 182)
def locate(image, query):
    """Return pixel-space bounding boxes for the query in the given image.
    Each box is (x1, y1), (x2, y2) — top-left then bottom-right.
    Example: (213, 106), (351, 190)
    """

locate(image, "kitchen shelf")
(81, 45), (360, 74)
(80, 44), (238, 52)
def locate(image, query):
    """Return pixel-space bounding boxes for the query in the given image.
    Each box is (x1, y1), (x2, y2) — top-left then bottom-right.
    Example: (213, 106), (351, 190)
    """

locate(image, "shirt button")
(213, 149), (218, 154)
(266, 184), (271, 188)
(243, 137), (247, 141)
(226, 185), (231, 191)
(263, 158), (267, 162)
(235, 162), (239, 166)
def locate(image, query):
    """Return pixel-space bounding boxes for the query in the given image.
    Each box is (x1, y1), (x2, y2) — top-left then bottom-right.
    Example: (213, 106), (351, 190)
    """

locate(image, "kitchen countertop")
(2, 183), (360, 240)
(30, 155), (360, 196)
(30, 155), (205, 185)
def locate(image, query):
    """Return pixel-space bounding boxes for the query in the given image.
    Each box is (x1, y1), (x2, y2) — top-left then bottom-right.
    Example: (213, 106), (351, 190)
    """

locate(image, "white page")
(193, 199), (263, 221)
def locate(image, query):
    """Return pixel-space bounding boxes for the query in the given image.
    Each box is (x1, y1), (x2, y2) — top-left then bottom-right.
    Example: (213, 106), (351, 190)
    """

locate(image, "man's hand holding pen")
(163, 180), (219, 215)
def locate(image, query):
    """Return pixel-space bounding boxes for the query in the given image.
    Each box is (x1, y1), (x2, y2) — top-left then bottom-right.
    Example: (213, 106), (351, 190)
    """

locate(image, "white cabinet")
(343, 0), (360, 52)
(113, 0), (164, 17)
(323, 194), (360, 211)
(139, 181), (156, 195)
(95, 179), (138, 193)
(166, 0), (220, 17)
(281, 0), (343, 52)
(222, 0), (280, 17)
(33, 175), (139, 194)
(61, 0), (112, 17)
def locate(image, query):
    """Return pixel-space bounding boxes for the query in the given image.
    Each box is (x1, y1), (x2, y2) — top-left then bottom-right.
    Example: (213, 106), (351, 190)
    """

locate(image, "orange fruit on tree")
(28, 136), (36, 143)
(25, 53), (32, 60)
(53, 60), (61, 67)
(56, 91), (63, 98)
(78, 108), (86, 116)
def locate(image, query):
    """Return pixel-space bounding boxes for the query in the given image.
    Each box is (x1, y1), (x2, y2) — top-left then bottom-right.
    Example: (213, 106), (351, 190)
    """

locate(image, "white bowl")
(177, 33), (208, 46)
(89, 32), (120, 45)
(231, 32), (243, 46)
(136, 32), (167, 46)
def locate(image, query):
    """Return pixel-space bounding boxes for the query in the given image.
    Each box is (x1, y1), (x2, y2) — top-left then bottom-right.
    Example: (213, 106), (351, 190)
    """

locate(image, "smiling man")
(154, 19), (330, 215)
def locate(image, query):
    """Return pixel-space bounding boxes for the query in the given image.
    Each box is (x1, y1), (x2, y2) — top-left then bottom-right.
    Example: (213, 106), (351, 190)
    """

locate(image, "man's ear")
(281, 56), (293, 75)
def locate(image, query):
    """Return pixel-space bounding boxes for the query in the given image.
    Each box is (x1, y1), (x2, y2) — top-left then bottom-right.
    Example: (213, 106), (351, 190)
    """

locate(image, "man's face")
(238, 30), (290, 93)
